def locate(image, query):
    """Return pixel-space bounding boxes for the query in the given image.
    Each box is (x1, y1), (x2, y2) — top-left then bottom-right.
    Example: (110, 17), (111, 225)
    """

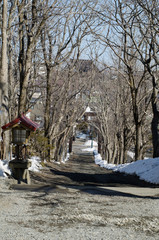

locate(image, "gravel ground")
(1, 140), (159, 240)
(0, 177), (159, 240)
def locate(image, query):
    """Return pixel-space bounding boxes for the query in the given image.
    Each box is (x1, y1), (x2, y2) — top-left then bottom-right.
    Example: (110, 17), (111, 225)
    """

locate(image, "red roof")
(1, 114), (39, 131)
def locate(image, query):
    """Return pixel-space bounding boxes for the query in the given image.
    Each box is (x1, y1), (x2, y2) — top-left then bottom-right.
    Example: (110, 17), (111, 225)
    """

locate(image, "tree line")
(0, 0), (159, 163)
(90, 0), (159, 162)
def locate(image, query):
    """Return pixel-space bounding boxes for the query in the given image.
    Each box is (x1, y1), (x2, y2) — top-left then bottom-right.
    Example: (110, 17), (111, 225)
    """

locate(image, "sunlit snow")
(83, 140), (159, 185)
(94, 150), (159, 185)
(85, 106), (92, 112)
(0, 160), (11, 177)
(0, 156), (42, 178)
(28, 156), (42, 172)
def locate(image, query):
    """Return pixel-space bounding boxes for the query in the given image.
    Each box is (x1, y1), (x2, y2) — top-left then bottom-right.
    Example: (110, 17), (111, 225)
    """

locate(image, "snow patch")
(0, 160), (11, 177)
(84, 140), (98, 147)
(28, 156), (42, 172)
(94, 153), (159, 184)
(62, 153), (70, 163)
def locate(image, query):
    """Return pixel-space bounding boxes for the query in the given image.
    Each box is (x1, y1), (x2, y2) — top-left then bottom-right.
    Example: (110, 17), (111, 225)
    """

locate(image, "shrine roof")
(1, 114), (39, 131)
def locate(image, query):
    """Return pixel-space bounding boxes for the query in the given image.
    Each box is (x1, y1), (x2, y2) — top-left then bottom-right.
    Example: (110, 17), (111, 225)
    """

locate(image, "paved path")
(69, 139), (159, 197)
(12, 139), (159, 198)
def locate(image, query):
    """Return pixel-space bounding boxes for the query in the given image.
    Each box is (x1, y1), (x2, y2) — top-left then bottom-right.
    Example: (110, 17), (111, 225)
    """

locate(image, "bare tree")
(40, 0), (100, 161)
(91, 0), (152, 161)
(0, 0), (9, 159)
(16, 0), (59, 115)
(90, 68), (134, 164)
(0, 0), (102, 162)
(134, 0), (159, 157)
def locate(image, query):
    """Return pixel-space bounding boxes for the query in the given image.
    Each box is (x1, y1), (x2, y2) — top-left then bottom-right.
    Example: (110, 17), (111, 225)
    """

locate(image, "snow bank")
(82, 147), (95, 152)
(0, 156), (42, 178)
(0, 160), (11, 177)
(84, 140), (98, 147)
(94, 153), (159, 184)
(28, 156), (42, 172)
(116, 158), (159, 184)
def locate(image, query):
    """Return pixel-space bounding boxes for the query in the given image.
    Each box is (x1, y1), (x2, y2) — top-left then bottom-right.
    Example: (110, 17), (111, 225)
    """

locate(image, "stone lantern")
(12, 128), (27, 144)
(1, 114), (39, 184)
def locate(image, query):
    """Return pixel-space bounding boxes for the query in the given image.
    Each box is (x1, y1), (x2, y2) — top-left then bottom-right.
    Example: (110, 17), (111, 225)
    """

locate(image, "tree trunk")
(151, 81), (159, 158)
(111, 140), (118, 164)
(135, 123), (142, 161)
(151, 115), (159, 158)
(69, 137), (73, 153)
(123, 127), (129, 163)
(18, 45), (32, 115)
(0, 0), (9, 160)
(118, 134), (124, 164)
(18, 0), (37, 115)
(150, 73), (159, 158)
(98, 132), (102, 154)
(44, 67), (52, 138)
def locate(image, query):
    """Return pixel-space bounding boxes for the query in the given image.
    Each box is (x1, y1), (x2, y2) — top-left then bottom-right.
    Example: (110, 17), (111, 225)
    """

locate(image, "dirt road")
(28, 139), (159, 196)
(1, 139), (159, 240)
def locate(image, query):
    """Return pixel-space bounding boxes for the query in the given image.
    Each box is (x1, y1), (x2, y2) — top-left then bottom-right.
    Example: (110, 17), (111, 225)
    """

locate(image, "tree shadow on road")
(77, 186), (159, 199)
(10, 161), (159, 200)
(9, 182), (159, 200)
(49, 168), (158, 188)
